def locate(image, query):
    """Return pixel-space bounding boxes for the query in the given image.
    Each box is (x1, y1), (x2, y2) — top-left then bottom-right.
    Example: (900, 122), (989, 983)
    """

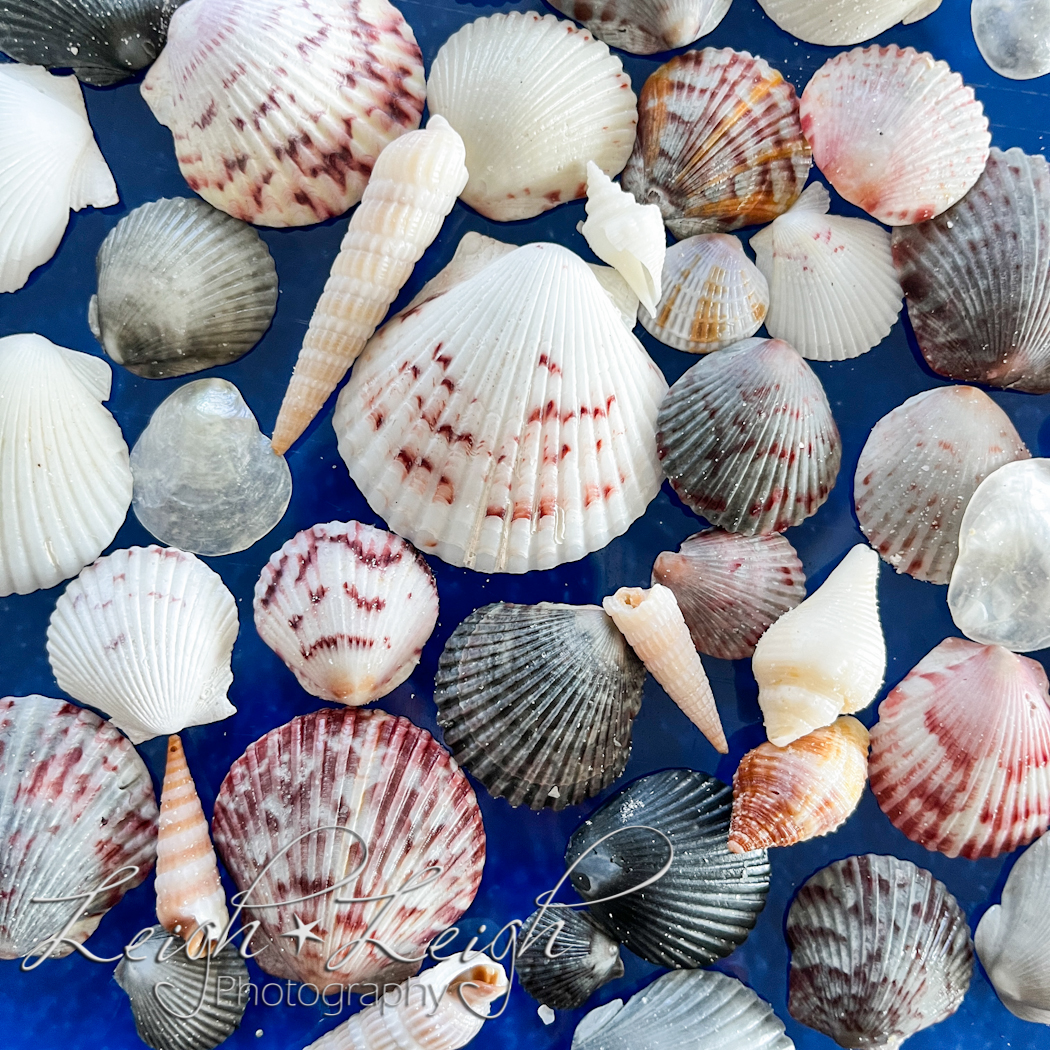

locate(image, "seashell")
(621, 48), (812, 239)
(271, 116), (468, 454)
(253, 520), (438, 707)
(602, 585), (727, 753)
(750, 182), (902, 361)
(854, 386), (1030, 585)
(639, 234), (769, 354)
(566, 768), (771, 969)
(0, 65), (118, 292)
(88, 197), (278, 379)
(753, 545), (885, 747)
(756, 0), (942, 45)
(786, 854), (974, 1048)
(869, 638), (1050, 860)
(130, 379), (292, 557)
(141, 0), (426, 227)
(211, 707), (485, 988)
(800, 46), (990, 226)
(426, 12), (637, 222)
(728, 716), (869, 854)
(0, 694), (157, 959)
(891, 148), (1050, 393)
(433, 602), (645, 810)
(47, 545), (239, 745)
(975, 832), (1050, 1024)
(656, 337), (841, 536)
(973, 0), (1050, 80)
(0, 333), (131, 597)
(652, 529), (806, 661)
(333, 242), (667, 575)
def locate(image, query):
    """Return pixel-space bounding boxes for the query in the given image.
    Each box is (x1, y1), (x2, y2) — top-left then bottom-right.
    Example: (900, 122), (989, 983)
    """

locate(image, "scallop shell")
(47, 545), (239, 745)
(973, 0), (1050, 80)
(253, 521), (438, 706)
(0, 65), (118, 292)
(0, 333), (131, 597)
(854, 386), (1030, 585)
(786, 855), (974, 1049)
(753, 545), (885, 747)
(88, 197), (278, 379)
(621, 48), (812, 238)
(750, 182), (903, 361)
(0, 694), (157, 960)
(800, 46), (990, 226)
(566, 769), (771, 969)
(141, 0), (426, 227)
(640, 234), (769, 354)
(652, 529), (806, 660)
(656, 337), (842, 536)
(892, 147), (1050, 393)
(433, 602), (645, 811)
(426, 11), (637, 222)
(869, 638), (1050, 860)
(756, 0), (942, 45)
(211, 707), (485, 988)
(333, 242), (667, 575)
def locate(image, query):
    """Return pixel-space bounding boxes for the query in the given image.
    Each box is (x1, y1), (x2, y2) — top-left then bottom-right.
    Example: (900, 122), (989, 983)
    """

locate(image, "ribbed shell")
(756, 0), (942, 45)
(622, 48), (811, 238)
(0, 695), (157, 959)
(46, 545), (239, 745)
(433, 602), (645, 811)
(656, 337), (841, 536)
(972, 0), (1050, 80)
(786, 855), (974, 1049)
(566, 769), (771, 969)
(333, 242), (668, 574)
(141, 0), (426, 226)
(211, 707), (485, 987)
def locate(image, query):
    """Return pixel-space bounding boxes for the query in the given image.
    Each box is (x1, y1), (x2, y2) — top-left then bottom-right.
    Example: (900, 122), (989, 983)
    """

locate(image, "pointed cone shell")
(855, 386), (1030, 584)
(211, 707), (485, 987)
(141, 0), (426, 227)
(434, 602), (646, 810)
(753, 545), (885, 747)
(566, 769), (771, 969)
(0, 695), (157, 959)
(972, 0), (1050, 80)
(47, 545), (239, 745)
(622, 49), (811, 238)
(756, 0), (942, 45)
(656, 337), (842, 536)
(786, 855), (974, 1049)
(333, 242), (668, 574)
(426, 12), (637, 222)
(0, 333), (131, 597)
(253, 521), (438, 706)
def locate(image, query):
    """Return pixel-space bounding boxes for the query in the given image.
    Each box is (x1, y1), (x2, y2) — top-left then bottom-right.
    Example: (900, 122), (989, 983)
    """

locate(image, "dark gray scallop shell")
(565, 768), (771, 969)
(786, 854), (974, 1049)
(89, 197), (278, 379)
(434, 602), (646, 811)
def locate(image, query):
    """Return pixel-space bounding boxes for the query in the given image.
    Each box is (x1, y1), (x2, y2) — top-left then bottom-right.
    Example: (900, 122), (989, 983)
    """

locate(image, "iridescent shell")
(756, 0), (941, 45)
(973, 0), (1050, 80)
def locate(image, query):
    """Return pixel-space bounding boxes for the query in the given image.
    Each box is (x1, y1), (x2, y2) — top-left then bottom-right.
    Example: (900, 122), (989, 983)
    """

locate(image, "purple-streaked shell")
(548, 0), (732, 55)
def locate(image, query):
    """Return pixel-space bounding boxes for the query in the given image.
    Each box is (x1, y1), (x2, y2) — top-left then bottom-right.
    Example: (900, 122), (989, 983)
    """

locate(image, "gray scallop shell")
(565, 768), (771, 969)
(434, 603), (646, 811)
(89, 197), (277, 379)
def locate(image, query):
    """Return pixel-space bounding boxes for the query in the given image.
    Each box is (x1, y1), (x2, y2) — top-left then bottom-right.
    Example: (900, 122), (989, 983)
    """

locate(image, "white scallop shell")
(757, 0), (942, 45)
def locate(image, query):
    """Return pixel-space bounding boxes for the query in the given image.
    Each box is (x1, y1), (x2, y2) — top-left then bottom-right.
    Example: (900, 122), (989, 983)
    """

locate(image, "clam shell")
(88, 197), (278, 379)
(800, 45), (990, 226)
(0, 695), (157, 959)
(333, 242), (667, 574)
(141, 0), (426, 227)
(621, 48), (811, 238)
(786, 854), (974, 1049)
(426, 12), (637, 222)
(565, 768), (771, 969)
(254, 521), (438, 707)
(756, 0), (942, 45)
(434, 602), (644, 811)
(656, 337), (841, 536)
(0, 333), (131, 597)
(211, 707), (485, 987)
(973, 0), (1050, 80)
(854, 386), (1030, 585)
(47, 545), (239, 745)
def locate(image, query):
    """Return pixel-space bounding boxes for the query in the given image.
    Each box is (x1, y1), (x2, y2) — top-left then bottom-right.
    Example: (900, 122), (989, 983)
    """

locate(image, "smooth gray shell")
(972, 0), (1050, 80)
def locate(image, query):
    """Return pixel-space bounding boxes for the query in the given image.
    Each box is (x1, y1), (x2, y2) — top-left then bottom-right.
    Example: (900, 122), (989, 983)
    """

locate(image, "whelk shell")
(756, 0), (942, 45)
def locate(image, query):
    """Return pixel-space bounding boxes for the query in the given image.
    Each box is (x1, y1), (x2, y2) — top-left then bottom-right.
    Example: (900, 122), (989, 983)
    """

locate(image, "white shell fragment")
(757, 0), (942, 44)
(972, 0), (1050, 81)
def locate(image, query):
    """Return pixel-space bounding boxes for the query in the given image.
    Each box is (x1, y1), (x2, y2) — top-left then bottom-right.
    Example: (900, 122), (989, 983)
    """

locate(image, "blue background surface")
(2, 0), (1049, 1047)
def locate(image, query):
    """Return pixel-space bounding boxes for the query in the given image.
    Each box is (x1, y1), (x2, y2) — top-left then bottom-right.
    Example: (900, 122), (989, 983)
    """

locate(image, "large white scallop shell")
(757, 0), (942, 45)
